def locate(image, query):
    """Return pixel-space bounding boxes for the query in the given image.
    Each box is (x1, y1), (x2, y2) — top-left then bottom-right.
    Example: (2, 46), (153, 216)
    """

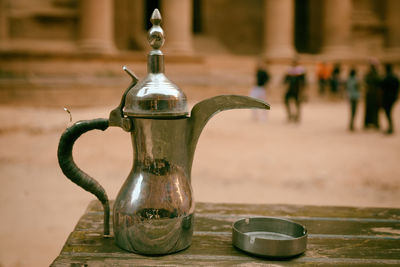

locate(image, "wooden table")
(51, 200), (400, 266)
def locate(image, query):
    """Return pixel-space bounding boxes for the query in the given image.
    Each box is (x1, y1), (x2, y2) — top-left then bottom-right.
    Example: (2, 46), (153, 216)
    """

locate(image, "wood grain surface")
(51, 201), (400, 266)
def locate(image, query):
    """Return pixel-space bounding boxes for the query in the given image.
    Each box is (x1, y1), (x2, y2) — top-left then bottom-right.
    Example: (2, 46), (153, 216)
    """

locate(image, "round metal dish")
(232, 217), (307, 258)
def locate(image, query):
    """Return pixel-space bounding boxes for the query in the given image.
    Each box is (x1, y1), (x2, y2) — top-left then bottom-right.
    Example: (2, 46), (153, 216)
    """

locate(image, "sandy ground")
(0, 98), (399, 266)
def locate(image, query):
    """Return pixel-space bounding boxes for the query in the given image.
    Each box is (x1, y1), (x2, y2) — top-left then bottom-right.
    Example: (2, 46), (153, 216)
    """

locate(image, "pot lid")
(123, 9), (189, 118)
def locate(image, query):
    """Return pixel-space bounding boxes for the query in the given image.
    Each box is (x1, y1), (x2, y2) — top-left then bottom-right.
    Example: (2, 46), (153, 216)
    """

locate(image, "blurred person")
(346, 68), (360, 131)
(249, 61), (270, 121)
(316, 61), (332, 96)
(381, 63), (399, 134)
(284, 59), (306, 123)
(364, 61), (381, 129)
(330, 63), (341, 98)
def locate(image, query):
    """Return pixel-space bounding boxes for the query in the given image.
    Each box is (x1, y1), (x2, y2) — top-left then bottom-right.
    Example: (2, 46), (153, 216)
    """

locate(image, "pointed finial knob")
(148, 9), (164, 50)
(150, 8), (162, 25)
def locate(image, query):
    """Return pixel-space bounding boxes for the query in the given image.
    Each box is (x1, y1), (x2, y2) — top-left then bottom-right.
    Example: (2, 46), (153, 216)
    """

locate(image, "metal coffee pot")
(57, 9), (269, 255)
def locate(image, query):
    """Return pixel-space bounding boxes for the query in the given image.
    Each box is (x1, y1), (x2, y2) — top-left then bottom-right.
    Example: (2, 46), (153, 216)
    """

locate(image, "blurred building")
(1, 0), (400, 107)
(1, 0), (399, 60)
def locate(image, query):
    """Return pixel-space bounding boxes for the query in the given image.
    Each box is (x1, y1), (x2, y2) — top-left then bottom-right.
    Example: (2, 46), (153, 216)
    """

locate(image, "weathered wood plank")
(52, 252), (400, 267)
(194, 202), (400, 221)
(74, 209), (400, 239)
(51, 200), (400, 266)
(85, 200), (400, 221)
(60, 230), (400, 259)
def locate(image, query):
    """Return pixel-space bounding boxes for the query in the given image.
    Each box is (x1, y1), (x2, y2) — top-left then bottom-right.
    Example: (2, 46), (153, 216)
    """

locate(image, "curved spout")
(186, 95), (270, 175)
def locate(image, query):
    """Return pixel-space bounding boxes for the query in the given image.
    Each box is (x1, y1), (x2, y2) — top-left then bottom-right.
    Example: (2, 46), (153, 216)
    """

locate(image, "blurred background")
(0, 0), (400, 266)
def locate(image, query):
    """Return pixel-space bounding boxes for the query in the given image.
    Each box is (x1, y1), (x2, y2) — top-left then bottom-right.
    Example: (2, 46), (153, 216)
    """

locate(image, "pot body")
(113, 118), (194, 254)
(57, 95), (269, 255)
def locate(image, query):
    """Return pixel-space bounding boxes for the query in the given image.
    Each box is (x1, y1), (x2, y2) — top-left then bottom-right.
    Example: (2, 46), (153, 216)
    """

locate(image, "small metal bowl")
(232, 217), (307, 258)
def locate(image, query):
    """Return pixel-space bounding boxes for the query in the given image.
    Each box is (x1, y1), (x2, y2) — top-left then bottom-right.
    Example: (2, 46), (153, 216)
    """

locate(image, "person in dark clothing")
(256, 67), (269, 87)
(249, 62), (270, 120)
(364, 63), (381, 129)
(284, 60), (306, 122)
(346, 68), (360, 131)
(330, 63), (341, 98)
(381, 64), (399, 134)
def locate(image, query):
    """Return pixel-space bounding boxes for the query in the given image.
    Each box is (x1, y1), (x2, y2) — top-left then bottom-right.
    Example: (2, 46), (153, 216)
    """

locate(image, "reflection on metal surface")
(122, 9), (188, 118)
(113, 118), (194, 253)
(130, 174), (143, 204)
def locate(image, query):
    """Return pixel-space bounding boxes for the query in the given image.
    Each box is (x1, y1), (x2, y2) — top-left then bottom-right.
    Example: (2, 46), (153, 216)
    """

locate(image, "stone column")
(352, 0), (383, 55)
(80, 0), (115, 53)
(321, 0), (352, 56)
(161, 0), (193, 54)
(0, 0), (8, 48)
(114, 0), (145, 50)
(385, 0), (400, 55)
(263, 0), (295, 60)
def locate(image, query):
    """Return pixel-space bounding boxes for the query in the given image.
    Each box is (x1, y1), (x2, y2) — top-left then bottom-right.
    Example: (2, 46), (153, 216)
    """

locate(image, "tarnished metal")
(63, 107), (72, 122)
(232, 217), (307, 258)
(57, 8), (270, 256)
(108, 66), (138, 130)
(122, 9), (189, 118)
(113, 95), (269, 254)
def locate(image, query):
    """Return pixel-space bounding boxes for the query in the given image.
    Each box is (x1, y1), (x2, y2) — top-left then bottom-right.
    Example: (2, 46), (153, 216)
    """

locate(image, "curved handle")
(57, 118), (110, 236)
